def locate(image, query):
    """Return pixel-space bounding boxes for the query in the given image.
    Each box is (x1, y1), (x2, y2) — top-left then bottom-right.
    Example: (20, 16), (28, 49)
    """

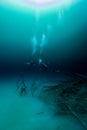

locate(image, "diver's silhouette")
(16, 72), (27, 96)
(20, 85), (27, 96)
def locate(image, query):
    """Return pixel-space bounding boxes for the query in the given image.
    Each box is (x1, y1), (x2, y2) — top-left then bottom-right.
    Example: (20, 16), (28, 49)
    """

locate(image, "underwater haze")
(0, 0), (87, 130)
(0, 0), (87, 74)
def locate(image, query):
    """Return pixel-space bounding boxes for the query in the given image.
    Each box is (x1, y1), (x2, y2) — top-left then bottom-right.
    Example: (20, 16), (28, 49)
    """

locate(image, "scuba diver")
(38, 58), (48, 72)
(20, 85), (27, 96)
(26, 58), (49, 72)
(16, 72), (27, 96)
(27, 33), (48, 72)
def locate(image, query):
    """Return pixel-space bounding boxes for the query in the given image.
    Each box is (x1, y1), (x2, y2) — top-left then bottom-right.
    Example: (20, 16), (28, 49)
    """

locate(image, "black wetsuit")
(20, 86), (27, 96)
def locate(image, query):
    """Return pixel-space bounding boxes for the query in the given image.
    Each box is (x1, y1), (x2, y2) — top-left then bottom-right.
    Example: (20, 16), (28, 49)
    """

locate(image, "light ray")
(32, 36), (37, 55)
(1, 0), (78, 11)
(40, 34), (47, 55)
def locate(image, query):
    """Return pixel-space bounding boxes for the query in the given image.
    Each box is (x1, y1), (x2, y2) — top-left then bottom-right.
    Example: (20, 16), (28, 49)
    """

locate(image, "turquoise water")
(0, 1), (87, 130)
(0, 77), (85, 130)
(0, 0), (87, 66)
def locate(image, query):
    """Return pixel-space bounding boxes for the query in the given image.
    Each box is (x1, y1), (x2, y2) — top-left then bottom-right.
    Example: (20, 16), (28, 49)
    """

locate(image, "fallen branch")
(67, 105), (87, 130)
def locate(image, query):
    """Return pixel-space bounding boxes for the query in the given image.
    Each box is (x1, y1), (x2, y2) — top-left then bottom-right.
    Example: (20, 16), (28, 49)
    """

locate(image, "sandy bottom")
(0, 79), (85, 130)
